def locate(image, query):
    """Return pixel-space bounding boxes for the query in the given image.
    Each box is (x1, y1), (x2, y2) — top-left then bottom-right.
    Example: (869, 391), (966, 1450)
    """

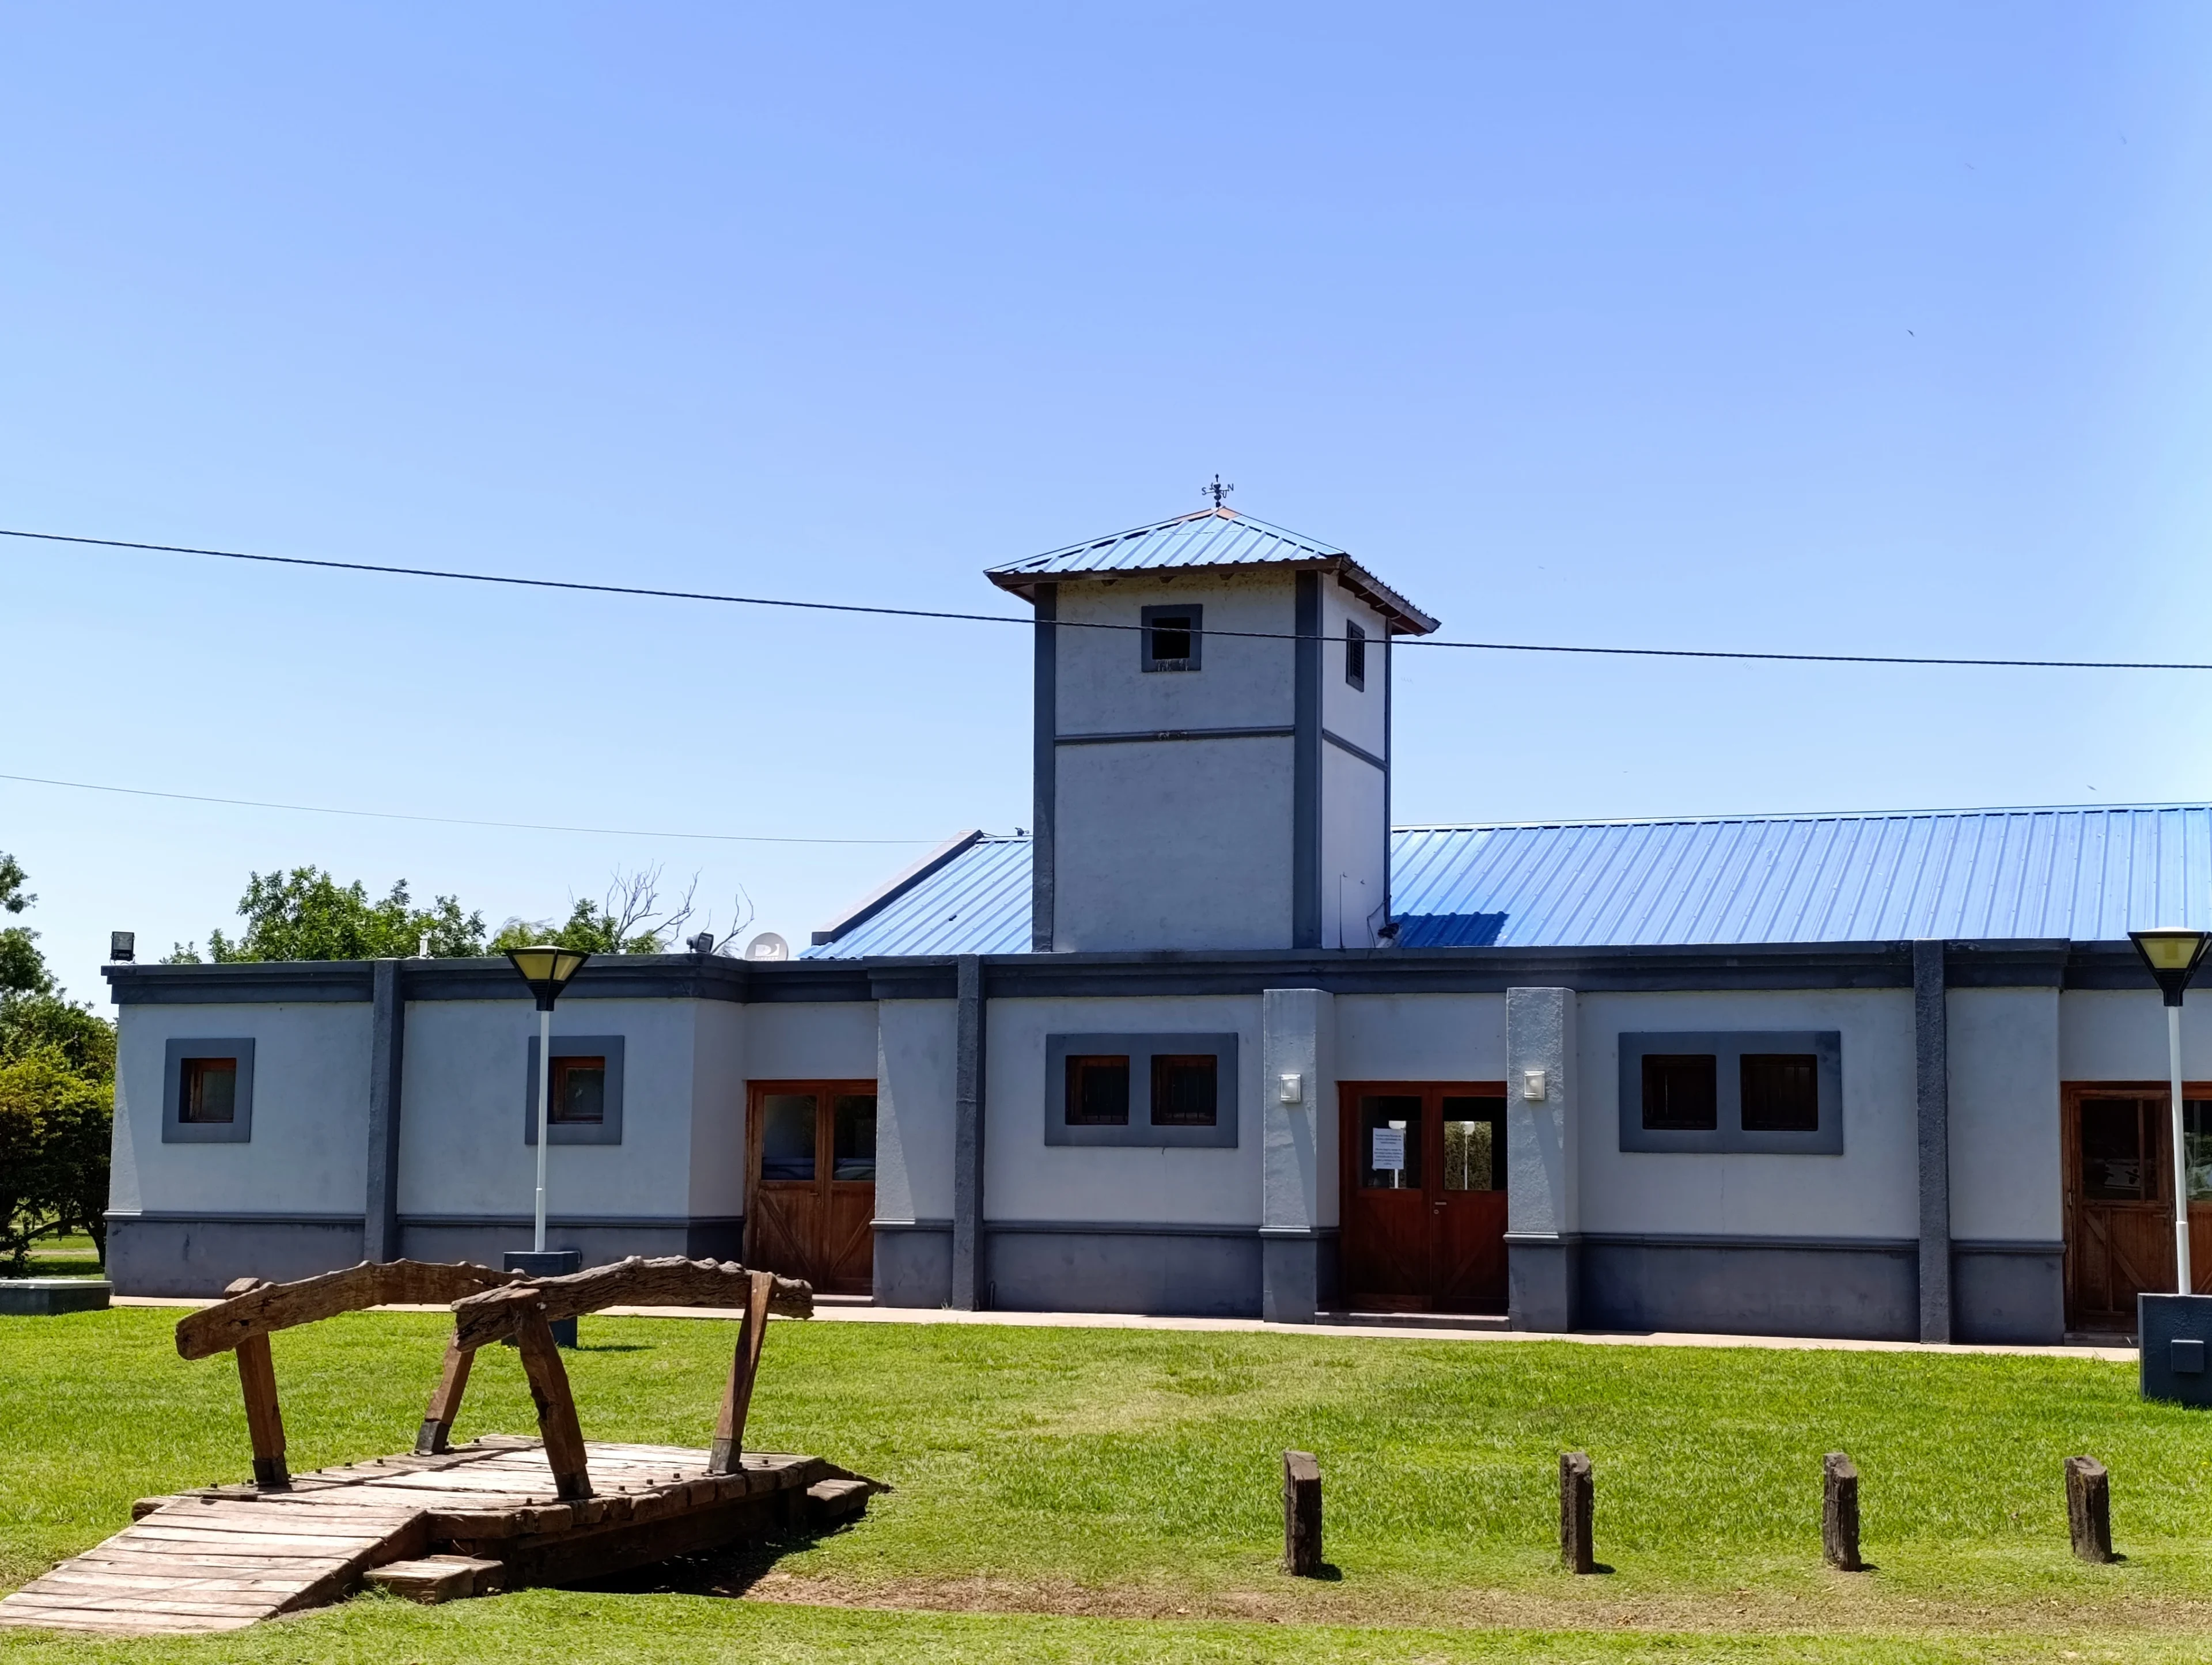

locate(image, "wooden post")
(514, 1306), (592, 1500)
(2065, 1457), (2112, 1564)
(234, 1333), (289, 1489)
(707, 1270), (775, 1474)
(1823, 1452), (1862, 1571)
(1282, 1450), (1323, 1576)
(415, 1339), (476, 1455)
(1559, 1451), (1594, 1573)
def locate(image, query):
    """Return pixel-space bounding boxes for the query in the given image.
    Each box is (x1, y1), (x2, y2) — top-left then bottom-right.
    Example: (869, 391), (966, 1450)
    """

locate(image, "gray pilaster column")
(950, 954), (988, 1310)
(364, 958), (406, 1264)
(1914, 940), (1952, 1343)
(1505, 986), (1579, 1331)
(1031, 584), (1057, 952)
(1260, 988), (1336, 1322)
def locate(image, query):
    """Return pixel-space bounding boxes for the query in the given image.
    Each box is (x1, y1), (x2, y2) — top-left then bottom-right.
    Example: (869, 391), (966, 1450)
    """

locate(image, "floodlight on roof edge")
(506, 946), (593, 1252)
(2130, 927), (2212, 1297)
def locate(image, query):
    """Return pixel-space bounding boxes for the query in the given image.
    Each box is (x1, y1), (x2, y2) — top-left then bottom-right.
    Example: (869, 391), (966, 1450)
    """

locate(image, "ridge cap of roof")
(1391, 801), (2212, 835)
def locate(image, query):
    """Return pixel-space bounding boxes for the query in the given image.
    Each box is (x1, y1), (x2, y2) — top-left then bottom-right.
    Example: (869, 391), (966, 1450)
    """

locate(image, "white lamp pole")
(2130, 928), (2211, 1297)
(503, 946), (592, 1260)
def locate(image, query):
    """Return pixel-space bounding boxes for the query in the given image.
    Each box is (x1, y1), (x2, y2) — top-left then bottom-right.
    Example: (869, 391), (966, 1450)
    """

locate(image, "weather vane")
(1205, 474), (1234, 509)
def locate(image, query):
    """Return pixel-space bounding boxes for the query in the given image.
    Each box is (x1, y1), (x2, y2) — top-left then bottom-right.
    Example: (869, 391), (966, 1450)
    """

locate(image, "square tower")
(987, 509), (1439, 952)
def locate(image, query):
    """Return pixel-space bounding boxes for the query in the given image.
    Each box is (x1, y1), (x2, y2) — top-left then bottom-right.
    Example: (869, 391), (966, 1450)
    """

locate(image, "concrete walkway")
(111, 1294), (2136, 1363)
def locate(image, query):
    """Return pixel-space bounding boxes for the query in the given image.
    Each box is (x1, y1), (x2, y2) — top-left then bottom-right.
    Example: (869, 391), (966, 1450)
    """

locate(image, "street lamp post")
(505, 946), (592, 1253)
(2130, 928), (2211, 1295)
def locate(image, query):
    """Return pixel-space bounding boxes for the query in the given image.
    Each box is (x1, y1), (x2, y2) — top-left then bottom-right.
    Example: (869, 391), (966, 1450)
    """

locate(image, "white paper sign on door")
(1371, 1126), (1406, 1173)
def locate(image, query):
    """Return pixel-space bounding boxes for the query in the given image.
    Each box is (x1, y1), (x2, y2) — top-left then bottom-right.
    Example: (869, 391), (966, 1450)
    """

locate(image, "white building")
(104, 507), (2212, 1342)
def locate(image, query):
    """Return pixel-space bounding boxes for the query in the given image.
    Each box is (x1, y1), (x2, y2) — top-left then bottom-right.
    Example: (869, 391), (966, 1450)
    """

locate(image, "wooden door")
(1339, 1083), (1508, 1313)
(2061, 1082), (2212, 1332)
(745, 1080), (877, 1296)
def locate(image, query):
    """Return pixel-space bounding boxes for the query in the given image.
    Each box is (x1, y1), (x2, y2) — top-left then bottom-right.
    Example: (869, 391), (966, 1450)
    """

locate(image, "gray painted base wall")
(1580, 1238), (1917, 1341)
(1508, 1237), (1581, 1332)
(985, 1226), (1262, 1318)
(1261, 1233), (1340, 1323)
(874, 1224), (953, 1309)
(109, 1216), (366, 1298)
(1952, 1245), (2065, 1345)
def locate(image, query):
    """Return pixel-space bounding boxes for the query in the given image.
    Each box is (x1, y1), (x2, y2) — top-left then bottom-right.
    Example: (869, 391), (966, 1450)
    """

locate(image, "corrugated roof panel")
(801, 805), (2212, 959)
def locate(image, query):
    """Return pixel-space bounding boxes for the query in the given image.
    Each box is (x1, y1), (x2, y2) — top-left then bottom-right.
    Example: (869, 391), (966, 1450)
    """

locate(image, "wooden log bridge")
(0, 1256), (878, 1636)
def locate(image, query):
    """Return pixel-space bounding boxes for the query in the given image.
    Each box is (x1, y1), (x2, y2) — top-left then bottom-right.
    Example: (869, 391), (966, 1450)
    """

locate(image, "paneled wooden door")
(745, 1080), (877, 1296)
(2062, 1082), (2212, 1333)
(1338, 1082), (1508, 1313)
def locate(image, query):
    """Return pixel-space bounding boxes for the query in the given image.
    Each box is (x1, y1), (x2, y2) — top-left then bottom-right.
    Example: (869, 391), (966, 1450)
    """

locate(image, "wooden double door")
(2063, 1082), (2212, 1332)
(745, 1080), (877, 1297)
(1339, 1082), (1508, 1313)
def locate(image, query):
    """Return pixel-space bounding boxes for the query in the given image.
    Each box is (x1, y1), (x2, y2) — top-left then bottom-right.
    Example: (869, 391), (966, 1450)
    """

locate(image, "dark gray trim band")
(108, 1209), (365, 1226)
(872, 1217), (953, 1232)
(365, 959), (404, 1262)
(108, 953), (878, 1007)
(1032, 582), (1056, 953)
(1951, 1238), (2065, 1254)
(1056, 725), (1295, 746)
(951, 954), (987, 1310)
(1293, 571), (1321, 949)
(1321, 728), (1385, 772)
(983, 1219), (1263, 1238)
(396, 1212), (742, 1230)
(162, 1038), (256, 1143)
(1575, 1231), (1916, 1253)
(812, 829), (987, 947)
(1914, 940), (1952, 1343)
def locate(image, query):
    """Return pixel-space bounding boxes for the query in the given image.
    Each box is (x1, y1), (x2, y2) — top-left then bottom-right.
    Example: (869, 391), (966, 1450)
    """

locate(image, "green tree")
(168, 868), (486, 963)
(487, 867), (707, 956)
(0, 852), (50, 995)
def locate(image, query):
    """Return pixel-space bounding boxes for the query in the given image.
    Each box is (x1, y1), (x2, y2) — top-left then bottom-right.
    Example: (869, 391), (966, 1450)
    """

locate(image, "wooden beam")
(1822, 1452), (1862, 1571)
(177, 1261), (521, 1360)
(2065, 1457), (2112, 1563)
(414, 1341), (475, 1456)
(707, 1271), (776, 1474)
(234, 1332), (287, 1491)
(1282, 1450), (1323, 1576)
(1559, 1451), (1594, 1573)
(451, 1256), (812, 1353)
(513, 1309), (591, 1502)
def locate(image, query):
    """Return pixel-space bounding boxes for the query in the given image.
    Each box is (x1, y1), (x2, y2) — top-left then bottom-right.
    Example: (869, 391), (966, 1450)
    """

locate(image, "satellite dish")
(743, 931), (790, 962)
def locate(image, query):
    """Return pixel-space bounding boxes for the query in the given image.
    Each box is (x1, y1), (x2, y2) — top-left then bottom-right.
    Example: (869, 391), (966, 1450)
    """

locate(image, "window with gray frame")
(1141, 604), (1202, 672)
(162, 1038), (256, 1143)
(1344, 620), (1367, 690)
(523, 1035), (627, 1146)
(1045, 1032), (1237, 1147)
(1618, 1031), (1842, 1154)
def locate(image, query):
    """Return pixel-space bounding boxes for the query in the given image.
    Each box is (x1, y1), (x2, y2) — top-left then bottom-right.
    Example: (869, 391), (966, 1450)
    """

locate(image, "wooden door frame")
(743, 1079), (878, 1282)
(2061, 1079), (2212, 1327)
(1337, 1080), (1508, 1309)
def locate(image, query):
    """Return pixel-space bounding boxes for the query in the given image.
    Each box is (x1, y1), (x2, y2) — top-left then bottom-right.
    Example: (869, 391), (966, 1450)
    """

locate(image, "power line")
(0, 769), (938, 845)
(6, 524), (2209, 672)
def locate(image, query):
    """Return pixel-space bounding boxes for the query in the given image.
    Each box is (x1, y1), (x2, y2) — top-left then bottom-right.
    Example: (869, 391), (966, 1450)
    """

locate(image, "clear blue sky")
(5, 4), (2210, 1002)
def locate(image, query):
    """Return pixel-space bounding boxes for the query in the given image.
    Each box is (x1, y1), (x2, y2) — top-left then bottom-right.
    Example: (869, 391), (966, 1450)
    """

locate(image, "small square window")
(180, 1057), (238, 1124)
(1344, 621), (1367, 690)
(1740, 1053), (1818, 1133)
(550, 1056), (607, 1124)
(1149, 1055), (1218, 1126)
(1642, 1054), (1717, 1131)
(1141, 604), (1202, 672)
(1066, 1055), (1131, 1125)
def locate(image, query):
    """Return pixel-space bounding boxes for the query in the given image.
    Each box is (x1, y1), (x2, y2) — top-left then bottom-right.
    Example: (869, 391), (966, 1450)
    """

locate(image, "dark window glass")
(1344, 621), (1367, 689)
(1066, 1055), (1130, 1125)
(549, 1056), (606, 1124)
(1149, 1055), (1218, 1126)
(1359, 1094), (1423, 1189)
(1642, 1054), (1718, 1131)
(760, 1092), (817, 1181)
(1148, 615), (1194, 663)
(1740, 1053), (1818, 1133)
(2080, 1098), (2150, 1200)
(1441, 1096), (1503, 1190)
(180, 1057), (237, 1124)
(833, 1093), (877, 1180)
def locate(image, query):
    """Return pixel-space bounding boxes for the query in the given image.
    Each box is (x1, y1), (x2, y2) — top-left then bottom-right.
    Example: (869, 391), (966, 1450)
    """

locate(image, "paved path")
(113, 1295), (2134, 1363)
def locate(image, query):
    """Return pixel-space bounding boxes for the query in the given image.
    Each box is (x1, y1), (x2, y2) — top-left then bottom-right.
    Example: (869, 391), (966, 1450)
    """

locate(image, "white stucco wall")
(1053, 571), (1296, 734)
(740, 1002), (878, 1081)
(2059, 989), (2212, 1080)
(1946, 988), (2061, 1243)
(983, 995), (1264, 1225)
(876, 999), (957, 1224)
(1054, 735), (1297, 950)
(397, 998), (701, 1221)
(111, 1002), (374, 1218)
(1320, 743), (1388, 949)
(1575, 989), (1916, 1239)
(1317, 578), (1387, 757)
(1335, 993), (1508, 1082)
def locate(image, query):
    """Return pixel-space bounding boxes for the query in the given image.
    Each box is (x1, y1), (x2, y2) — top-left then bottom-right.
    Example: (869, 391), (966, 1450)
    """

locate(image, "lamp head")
(505, 945), (592, 1011)
(2130, 927), (2211, 1008)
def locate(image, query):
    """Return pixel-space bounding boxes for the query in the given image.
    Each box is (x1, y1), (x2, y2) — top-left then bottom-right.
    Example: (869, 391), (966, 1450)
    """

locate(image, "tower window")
(1141, 604), (1203, 672)
(1344, 621), (1367, 690)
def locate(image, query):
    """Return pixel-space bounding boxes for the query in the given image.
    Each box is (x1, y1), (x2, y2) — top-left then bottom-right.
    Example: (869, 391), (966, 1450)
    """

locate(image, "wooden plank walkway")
(0, 1436), (872, 1636)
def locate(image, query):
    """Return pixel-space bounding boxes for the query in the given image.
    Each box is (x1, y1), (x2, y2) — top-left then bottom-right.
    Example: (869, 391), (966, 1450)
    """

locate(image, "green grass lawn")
(0, 1306), (2204, 1662)
(12, 1234), (104, 1279)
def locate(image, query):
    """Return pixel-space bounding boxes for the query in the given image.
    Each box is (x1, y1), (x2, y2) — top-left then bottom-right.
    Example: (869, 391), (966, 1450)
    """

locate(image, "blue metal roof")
(983, 508), (1440, 635)
(804, 805), (2212, 959)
